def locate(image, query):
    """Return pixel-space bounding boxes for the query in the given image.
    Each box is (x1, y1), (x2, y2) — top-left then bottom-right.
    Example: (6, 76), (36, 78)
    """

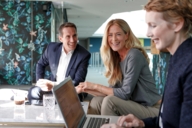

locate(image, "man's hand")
(36, 79), (54, 91)
(75, 86), (83, 94)
(117, 114), (145, 128)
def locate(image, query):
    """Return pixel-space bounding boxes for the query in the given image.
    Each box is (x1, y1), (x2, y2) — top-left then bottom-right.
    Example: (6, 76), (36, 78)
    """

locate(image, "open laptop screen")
(53, 78), (84, 128)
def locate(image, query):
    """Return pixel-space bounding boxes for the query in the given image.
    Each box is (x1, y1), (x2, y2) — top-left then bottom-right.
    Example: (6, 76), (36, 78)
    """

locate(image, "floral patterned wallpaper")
(0, 0), (51, 85)
(0, 0), (171, 92)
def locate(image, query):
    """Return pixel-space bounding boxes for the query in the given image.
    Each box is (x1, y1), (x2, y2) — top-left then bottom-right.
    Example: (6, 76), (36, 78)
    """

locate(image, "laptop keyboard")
(86, 117), (110, 128)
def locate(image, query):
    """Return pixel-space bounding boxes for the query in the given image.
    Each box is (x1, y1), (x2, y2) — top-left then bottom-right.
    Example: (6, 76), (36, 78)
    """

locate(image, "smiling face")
(107, 24), (128, 53)
(145, 11), (176, 52)
(59, 27), (78, 53)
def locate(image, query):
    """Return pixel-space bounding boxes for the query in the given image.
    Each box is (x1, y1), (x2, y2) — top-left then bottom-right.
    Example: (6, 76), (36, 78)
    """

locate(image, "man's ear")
(174, 18), (184, 32)
(58, 36), (63, 42)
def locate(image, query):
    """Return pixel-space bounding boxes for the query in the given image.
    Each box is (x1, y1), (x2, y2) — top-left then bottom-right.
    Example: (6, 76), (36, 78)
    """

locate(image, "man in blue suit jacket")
(28, 22), (91, 104)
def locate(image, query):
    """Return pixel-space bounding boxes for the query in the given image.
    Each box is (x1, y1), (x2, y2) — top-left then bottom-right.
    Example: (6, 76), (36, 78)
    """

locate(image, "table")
(0, 100), (89, 128)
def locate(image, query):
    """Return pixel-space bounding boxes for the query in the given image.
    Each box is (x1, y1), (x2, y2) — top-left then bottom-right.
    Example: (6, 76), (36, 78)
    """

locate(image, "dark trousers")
(27, 86), (85, 105)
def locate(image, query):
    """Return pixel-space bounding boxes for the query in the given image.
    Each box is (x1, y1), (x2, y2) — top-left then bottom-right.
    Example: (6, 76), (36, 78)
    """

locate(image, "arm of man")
(72, 50), (91, 86)
(36, 44), (50, 81)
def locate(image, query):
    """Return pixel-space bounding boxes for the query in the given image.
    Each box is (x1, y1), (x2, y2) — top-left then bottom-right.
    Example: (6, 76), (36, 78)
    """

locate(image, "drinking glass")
(43, 94), (55, 110)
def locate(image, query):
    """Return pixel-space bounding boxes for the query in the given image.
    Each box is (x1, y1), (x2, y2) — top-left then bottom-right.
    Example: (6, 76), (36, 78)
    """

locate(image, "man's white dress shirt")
(54, 46), (73, 85)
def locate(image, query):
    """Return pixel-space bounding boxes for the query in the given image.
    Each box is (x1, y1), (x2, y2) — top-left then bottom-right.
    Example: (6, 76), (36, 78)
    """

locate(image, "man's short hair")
(59, 22), (77, 36)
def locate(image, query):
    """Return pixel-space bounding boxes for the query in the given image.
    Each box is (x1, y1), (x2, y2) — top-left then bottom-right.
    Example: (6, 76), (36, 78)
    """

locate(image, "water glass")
(44, 108), (55, 120)
(43, 94), (55, 110)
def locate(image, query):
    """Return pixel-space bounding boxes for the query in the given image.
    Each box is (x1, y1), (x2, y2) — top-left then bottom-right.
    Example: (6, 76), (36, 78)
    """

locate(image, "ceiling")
(41, 0), (148, 39)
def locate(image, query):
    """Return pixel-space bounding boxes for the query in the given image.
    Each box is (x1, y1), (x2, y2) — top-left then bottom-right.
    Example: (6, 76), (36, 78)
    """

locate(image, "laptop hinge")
(78, 115), (87, 128)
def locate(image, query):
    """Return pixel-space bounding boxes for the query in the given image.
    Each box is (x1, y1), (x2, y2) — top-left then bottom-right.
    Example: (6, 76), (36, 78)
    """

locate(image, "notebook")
(52, 77), (119, 128)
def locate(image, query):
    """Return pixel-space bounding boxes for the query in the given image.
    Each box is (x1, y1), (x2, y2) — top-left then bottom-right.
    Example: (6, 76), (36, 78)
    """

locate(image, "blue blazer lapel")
(52, 44), (62, 79)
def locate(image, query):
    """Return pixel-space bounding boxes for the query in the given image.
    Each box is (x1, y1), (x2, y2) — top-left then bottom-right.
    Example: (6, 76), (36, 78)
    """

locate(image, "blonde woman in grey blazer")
(77, 19), (161, 119)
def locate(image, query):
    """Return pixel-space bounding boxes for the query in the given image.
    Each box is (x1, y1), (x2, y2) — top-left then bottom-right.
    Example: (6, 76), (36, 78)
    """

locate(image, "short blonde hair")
(145, 0), (192, 37)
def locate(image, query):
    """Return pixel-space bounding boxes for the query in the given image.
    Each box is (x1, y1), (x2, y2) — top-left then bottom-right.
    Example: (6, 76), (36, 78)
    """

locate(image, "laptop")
(52, 77), (119, 128)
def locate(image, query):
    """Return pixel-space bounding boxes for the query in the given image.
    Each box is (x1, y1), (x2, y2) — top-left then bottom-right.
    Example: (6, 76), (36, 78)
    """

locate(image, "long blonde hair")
(100, 19), (149, 86)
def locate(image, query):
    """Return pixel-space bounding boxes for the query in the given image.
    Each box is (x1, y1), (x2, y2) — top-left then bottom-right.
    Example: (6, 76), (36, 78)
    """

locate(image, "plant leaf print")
(0, 1), (51, 85)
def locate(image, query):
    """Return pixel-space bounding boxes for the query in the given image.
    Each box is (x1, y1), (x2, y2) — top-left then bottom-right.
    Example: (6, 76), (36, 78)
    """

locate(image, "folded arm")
(84, 90), (106, 97)
(78, 81), (114, 96)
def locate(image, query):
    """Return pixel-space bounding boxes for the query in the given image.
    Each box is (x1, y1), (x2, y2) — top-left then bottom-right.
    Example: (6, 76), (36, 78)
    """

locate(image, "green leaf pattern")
(0, 1), (51, 85)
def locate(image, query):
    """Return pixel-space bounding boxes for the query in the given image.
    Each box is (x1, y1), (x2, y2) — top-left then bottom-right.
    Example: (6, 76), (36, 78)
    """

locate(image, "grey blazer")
(113, 48), (161, 106)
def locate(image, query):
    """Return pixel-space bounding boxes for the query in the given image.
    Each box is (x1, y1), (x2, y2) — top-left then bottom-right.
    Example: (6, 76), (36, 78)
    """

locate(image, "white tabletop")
(0, 100), (89, 128)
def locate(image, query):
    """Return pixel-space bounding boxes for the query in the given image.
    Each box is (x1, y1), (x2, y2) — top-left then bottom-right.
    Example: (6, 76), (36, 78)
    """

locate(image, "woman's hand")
(79, 81), (97, 91)
(101, 114), (145, 128)
(36, 79), (54, 91)
(117, 114), (145, 128)
(101, 123), (123, 128)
